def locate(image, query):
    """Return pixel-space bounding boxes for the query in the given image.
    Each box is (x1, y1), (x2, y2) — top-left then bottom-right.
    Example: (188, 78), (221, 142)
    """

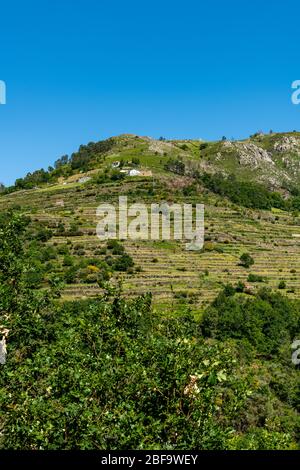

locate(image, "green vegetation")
(247, 273), (265, 283)
(202, 285), (299, 355)
(0, 215), (299, 450)
(240, 253), (255, 268)
(198, 173), (286, 210)
(1, 132), (300, 450)
(278, 280), (287, 290)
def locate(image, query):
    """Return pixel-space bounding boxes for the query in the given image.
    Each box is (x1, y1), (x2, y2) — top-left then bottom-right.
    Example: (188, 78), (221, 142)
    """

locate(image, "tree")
(201, 286), (299, 355)
(0, 213), (299, 451)
(240, 253), (254, 268)
(113, 253), (134, 272)
(164, 158), (185, 175)
(278, 280), (286, 289)
(0, 212), (54, 350)
(54, 155), (69, 169)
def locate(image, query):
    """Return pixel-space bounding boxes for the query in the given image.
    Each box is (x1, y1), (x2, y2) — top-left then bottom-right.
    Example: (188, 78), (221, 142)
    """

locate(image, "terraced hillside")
(2, 132), (300, 451)
(1, 131), (300, 314)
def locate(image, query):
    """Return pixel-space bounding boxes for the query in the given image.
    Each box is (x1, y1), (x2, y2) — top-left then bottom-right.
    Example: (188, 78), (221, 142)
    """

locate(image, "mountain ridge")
(3, 131), (300, 196)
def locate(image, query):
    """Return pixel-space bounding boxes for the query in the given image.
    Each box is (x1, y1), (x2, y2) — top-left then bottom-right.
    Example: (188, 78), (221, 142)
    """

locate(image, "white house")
(129, 169), (141, 177)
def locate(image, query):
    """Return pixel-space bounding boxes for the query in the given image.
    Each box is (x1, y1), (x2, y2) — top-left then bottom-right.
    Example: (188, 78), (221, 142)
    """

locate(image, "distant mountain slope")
(4, 131), (300, 194)
(1, 131), (300, 312)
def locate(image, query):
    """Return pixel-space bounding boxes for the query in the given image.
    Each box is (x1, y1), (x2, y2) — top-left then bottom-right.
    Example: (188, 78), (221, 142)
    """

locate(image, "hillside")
(6, 131), (300, 192)
(1, 132), (300, 450)
(1, 132), (300, 313)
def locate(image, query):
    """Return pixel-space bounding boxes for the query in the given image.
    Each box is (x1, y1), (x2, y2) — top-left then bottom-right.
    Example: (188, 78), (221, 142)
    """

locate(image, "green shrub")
(114, 253), (134, 272)
(0, 212), (299, 450)
(201, 287), (299, 355)
(240, 253), (254, 268)
(278, 280), (286, 290)
(63, 255), (74, 267)
(248, 273), (264, 283)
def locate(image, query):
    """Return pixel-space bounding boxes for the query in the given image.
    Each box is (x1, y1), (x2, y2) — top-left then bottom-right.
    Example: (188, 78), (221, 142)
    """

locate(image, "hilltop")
(5, 131), (300, 195)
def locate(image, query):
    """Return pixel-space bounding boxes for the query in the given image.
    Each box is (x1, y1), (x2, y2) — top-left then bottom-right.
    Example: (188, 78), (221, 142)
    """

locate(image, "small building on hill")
(129, 169), (141, 177)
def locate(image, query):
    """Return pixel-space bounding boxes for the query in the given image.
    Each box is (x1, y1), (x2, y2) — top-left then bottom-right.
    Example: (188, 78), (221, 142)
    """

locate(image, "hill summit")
(4, 131), (300, 195)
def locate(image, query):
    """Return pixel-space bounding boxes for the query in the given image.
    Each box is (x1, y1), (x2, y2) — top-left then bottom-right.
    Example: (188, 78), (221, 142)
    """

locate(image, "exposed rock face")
(222, 140), (233, 149)
(214, 140), (295, 188)
(280, 156), (300, 177)
(190, 134), (300, 190)
(273, 136), (300, 153)
(271, 136), (300, 176)
(148, 139), (174, 155)
(221, 141), (274, 168)
(236, 143), (274, 167)
(258, 172), (291, 190)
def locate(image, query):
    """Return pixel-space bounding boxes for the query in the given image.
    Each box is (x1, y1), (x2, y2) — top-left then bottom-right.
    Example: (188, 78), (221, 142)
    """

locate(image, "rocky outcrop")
(273, 136), (300, 153)
(236, 143), (274, 167)
(221, 141), (274, 168)
(148, 139), (174, 155)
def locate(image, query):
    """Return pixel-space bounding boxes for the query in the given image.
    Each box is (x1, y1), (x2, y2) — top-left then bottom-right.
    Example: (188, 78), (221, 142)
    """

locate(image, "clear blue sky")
(1, 0), (300, 185)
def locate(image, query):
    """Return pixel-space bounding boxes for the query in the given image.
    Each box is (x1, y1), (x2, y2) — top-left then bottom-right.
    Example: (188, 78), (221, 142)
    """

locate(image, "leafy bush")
(63, 255), (74, 267)
(107, 240), (124, 255)
(248, 273), (264, 283)
(164, 158), (185, 175)
(198, 172), (286, 210)
(113, 253), (134, 272)
(0, 213), (299, 450)
(36, 228), (53, 242)
(201, 287), (299, 355)
(240, 253), (254, 268)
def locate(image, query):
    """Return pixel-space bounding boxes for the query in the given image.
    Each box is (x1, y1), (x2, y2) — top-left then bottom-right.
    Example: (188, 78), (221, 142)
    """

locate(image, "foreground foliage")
(0, 214), (299, 449)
